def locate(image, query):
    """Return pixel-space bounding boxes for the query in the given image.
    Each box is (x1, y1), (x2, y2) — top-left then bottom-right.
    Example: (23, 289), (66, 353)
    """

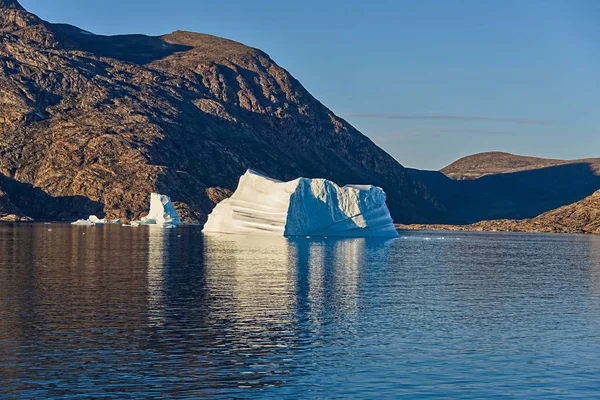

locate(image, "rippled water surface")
(1, 225), (600, 398)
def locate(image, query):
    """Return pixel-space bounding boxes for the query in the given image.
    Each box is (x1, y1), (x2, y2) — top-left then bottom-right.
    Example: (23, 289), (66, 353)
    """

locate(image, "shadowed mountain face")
(0, 173), (103, 220)
(409, 160), (600, 224)
(0, 1), (446, 223)
(0, 0), (23, 9)
(399, 190), (600, 234)
(52, 24), (194, 65)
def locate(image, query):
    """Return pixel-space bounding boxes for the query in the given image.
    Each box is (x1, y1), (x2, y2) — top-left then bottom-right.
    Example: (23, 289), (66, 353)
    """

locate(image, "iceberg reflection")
(202, 234), (395, 334)
(202, 234), (297, 336)
(147, 226), (168, 327)
(287, 237), (393, 328)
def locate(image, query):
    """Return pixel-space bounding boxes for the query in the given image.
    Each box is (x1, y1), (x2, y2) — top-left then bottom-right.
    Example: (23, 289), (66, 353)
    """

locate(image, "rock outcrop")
(0, 187), (22, 217)
(0, 1), (445, 223)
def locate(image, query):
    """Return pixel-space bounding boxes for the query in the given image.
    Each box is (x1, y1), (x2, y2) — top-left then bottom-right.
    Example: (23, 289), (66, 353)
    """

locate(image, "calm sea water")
(0, 224), (599, 398)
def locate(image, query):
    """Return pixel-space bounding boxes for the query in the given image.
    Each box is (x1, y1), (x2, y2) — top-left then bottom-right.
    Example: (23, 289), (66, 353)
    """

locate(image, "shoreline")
(395, 222), (599, 235)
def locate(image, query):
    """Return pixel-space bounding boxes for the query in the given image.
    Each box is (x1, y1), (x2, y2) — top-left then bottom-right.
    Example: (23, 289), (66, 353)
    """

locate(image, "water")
(1, 224), (600, 398)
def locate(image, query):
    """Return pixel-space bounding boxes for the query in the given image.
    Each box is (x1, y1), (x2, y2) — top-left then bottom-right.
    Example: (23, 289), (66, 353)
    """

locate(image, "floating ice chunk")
(158, 224), (177, 229)
(133, 193), (181, 227)
(71, 220), (93, 226)
(203, 170), (399, 238)
(71, 215), (107, 225)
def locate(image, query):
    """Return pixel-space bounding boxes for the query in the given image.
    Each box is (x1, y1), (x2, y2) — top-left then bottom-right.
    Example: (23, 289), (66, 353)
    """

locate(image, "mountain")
(398, 189), (600, 234)
(441, 152), (600, 180)
(408, 153), (600, 223)
(0, 1), (446, 223)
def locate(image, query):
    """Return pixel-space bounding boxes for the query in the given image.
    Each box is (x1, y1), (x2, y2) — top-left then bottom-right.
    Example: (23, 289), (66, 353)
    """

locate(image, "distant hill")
(398, 189), (600, 234)
(409, 153), (600, 224)
(441, 152), (600, 180)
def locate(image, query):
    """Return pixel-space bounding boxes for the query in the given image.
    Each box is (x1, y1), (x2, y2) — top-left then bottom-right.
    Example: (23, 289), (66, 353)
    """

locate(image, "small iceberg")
(71, 194), (180, 228)
(71, 215), (107, 226)
(203, 170), (399, 238)
(131, 193), (181, 228)
(71, 215), (120, 225)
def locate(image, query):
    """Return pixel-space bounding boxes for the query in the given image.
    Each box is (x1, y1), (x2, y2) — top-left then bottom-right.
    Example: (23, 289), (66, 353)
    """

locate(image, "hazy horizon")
(19, 0), (600, 170)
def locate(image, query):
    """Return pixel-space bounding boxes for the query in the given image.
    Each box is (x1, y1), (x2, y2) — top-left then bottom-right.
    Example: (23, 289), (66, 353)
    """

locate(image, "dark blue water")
(1, 224), (600, 398)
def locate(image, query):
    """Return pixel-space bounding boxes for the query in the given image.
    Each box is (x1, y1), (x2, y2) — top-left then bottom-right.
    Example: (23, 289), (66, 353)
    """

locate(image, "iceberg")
(203, 170), (399, 237)
(70, 194), (180, 228)
(71, 215), (109, 225)
(71, 216), (120, 225)
(135, 193), (181, 228)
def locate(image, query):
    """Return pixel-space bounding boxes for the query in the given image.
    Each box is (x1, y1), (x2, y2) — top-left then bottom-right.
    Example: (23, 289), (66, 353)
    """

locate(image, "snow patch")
(80, 30), (94, 36)
(203, 170), (399, 238)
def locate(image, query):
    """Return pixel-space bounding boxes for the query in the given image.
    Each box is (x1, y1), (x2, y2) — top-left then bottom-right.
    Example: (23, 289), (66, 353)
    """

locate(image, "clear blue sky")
(20, 0), (600, 170)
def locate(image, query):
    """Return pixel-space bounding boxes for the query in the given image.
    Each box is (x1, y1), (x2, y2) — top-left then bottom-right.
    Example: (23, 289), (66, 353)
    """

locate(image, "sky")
(19, 0), (600, 170)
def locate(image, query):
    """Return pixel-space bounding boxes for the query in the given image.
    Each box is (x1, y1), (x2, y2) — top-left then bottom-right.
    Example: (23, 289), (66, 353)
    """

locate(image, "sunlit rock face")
(203, 170), (399, 237)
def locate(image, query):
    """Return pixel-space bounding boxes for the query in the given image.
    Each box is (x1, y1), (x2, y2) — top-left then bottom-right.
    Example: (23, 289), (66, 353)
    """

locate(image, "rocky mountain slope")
(398, 189), (600, 234)
(0, 1), (446, 223)
(442, 152), (600, 180)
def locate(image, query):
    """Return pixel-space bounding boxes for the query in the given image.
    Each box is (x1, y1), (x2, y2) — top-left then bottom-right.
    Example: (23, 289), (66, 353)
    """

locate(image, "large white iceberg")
(136, 193), (181, 228)
(203, 170), (399, 237)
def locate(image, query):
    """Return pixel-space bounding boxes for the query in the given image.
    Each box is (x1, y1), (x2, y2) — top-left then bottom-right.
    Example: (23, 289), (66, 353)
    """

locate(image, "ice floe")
(71, 215), (119, 226)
